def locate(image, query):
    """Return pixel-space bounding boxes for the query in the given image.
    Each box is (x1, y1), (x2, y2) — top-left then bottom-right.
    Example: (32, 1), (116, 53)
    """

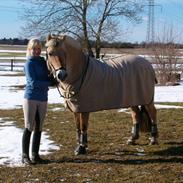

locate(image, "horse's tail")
(139, 105), (152, 133)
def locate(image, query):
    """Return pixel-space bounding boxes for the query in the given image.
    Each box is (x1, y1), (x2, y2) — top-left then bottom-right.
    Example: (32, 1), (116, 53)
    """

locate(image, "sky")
(0, 69), (183, 166)
(0, 0), (183, 42)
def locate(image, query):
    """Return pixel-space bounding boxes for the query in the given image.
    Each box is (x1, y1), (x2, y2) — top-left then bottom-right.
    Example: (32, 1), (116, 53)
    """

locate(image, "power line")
(0, 5), (23, 9)
(0, 5), (24, 12)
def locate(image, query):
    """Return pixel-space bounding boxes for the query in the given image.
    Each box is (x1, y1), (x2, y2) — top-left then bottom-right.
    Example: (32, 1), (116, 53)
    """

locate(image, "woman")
(22, 38), (51, 165)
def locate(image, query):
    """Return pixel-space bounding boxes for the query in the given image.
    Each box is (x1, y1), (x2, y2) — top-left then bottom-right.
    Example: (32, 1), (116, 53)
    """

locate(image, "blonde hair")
(26, 38), (42, 57)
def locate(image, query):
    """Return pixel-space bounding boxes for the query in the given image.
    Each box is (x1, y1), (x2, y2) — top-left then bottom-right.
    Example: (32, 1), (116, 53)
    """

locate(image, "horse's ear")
(46, 34), (52, 42)
(59, 35), (66, 41)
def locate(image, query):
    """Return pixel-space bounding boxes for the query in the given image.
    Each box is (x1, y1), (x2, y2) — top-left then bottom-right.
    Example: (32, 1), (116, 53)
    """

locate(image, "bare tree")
(19, 0), (143, 58)
(151, 26), (183, 85)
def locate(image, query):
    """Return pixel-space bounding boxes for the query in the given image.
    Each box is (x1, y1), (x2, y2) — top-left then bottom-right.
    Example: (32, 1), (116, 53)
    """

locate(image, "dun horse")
(45, 34), (158, 155)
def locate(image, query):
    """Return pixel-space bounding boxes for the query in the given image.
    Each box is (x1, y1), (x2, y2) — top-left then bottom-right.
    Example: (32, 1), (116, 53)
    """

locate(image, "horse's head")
(46, 34), (85, 83)
(45, 34), (68, 82)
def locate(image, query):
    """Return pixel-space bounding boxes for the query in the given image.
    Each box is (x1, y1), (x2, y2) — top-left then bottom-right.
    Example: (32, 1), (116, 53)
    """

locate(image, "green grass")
(0, 104), (183, 182)
(156, 102), (183, 106)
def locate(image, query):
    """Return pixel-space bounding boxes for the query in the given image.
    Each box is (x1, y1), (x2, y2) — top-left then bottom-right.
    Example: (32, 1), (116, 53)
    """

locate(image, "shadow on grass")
(47, 142), (183, 165)
(11, 154), (183, 166)
(51, 156), (183, 165)
(153, 141), (183, 156)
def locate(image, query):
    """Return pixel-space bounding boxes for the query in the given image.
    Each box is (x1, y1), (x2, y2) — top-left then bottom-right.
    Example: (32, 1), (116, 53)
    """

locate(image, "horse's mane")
(65, 36), (82, 51)
(46, 34), (82, 51)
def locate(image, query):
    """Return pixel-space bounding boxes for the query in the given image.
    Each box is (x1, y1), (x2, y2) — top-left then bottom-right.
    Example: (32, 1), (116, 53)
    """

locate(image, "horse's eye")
(48, 52), (53, 56)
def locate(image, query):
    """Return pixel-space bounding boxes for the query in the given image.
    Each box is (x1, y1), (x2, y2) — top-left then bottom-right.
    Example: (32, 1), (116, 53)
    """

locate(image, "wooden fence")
(0, 57), (25, 71)
(0, 49), (46, 71)
(0, 53), (183, 73)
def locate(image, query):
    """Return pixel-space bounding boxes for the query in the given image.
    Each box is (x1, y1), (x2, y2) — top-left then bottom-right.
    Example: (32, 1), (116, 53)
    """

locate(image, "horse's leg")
(127, 106), (141, 145)
(74, 113), (81, 145)
(80, 112), (89, 147)
(145, 102), (158, 145)
(74, 112), (89, 155)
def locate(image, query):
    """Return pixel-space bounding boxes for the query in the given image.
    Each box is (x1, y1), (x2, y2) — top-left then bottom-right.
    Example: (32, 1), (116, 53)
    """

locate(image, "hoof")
(126, 137), (136, 145)
(149, 137), (158, 145)
(74, 145), (87, 155)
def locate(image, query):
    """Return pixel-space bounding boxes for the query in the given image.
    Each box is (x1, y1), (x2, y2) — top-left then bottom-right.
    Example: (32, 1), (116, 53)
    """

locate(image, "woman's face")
(31, 46), (41, 57)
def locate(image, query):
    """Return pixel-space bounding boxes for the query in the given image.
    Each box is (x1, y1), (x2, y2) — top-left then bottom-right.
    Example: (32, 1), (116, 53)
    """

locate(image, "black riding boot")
(32, 131), (45, 164)
(127, 123), (140, 145)
(22, 128), (33, 165)
(31, 110), (46, 164)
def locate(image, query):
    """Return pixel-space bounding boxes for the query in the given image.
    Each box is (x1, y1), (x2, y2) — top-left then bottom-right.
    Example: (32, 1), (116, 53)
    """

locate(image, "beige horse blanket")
(62, 55), (156, 113)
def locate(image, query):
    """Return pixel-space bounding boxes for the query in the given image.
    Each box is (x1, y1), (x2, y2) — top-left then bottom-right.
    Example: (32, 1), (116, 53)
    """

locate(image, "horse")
(45, 34), (158, 155)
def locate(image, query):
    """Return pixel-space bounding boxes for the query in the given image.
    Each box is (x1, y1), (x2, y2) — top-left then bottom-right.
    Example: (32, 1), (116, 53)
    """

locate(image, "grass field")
(0, 45), (183, 182)
(0, 103), (183, 183)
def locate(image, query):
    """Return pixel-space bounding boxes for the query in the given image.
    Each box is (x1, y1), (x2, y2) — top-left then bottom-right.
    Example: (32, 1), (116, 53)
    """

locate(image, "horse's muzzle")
(56, 69), (68, 81)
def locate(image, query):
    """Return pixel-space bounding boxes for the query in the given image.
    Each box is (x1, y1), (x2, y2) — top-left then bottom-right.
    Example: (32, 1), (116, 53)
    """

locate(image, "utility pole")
(146, 0), (155, 43)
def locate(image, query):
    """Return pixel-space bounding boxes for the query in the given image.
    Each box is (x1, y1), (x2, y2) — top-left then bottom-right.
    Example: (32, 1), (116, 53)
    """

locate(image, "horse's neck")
(67, 52), (86, 84)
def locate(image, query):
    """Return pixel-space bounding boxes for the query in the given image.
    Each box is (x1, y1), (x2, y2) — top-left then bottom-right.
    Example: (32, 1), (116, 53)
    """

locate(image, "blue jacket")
(24, 56), (51, 101)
